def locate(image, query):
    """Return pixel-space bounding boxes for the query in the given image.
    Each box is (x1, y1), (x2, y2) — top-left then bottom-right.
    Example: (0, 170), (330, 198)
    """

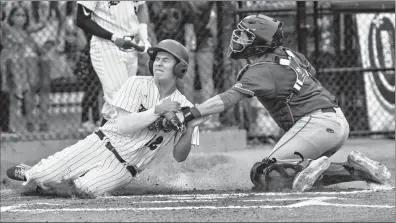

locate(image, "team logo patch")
(326, 128), (334, 133)
(108, 1), (120, 8)
(148, 136), (163, 150)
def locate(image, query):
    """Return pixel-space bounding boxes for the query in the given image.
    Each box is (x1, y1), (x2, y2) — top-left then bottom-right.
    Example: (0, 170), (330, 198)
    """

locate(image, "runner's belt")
(95, 130), (137, 177)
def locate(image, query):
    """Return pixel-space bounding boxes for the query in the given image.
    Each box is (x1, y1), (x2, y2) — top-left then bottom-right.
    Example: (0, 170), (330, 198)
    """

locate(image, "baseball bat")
(114, 38), (145, 52)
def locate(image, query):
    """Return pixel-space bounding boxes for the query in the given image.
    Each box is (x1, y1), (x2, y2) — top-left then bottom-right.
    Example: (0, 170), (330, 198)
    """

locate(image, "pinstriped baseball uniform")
(77, 1), (146, 120)
(24, 76), (199, 195)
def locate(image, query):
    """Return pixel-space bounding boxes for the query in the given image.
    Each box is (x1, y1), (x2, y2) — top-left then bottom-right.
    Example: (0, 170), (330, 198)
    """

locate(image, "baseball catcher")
(160, 14), (392, 191)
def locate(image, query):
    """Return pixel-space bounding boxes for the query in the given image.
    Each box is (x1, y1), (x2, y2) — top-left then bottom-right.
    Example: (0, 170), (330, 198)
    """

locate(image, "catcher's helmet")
(228, 14), (283, 59)
(147, 39), (189, 79)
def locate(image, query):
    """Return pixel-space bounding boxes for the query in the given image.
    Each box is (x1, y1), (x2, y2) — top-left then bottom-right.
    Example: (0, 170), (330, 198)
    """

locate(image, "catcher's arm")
(182, 89), (247, 124)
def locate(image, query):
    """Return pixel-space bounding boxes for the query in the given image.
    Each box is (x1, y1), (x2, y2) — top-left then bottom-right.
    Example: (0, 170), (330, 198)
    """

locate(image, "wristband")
(183, 107), (202, 123)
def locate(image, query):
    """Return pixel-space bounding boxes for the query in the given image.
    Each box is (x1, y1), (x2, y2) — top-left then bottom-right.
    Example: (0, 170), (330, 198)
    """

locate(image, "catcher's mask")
(228, 14), (284, 60)
(147, 39), (189, 79)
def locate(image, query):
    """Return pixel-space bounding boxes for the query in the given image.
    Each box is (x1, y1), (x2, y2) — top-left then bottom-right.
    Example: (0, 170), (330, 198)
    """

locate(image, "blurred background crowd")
(0, 1), (394, 142)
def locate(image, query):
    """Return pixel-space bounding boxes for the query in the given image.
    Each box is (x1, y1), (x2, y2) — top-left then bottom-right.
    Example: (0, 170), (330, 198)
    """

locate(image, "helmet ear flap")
(173, 61), (188, 78)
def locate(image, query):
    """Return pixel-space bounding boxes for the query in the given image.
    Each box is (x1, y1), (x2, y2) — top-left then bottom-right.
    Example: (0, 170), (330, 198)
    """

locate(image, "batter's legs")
(90, 48), (137, 121)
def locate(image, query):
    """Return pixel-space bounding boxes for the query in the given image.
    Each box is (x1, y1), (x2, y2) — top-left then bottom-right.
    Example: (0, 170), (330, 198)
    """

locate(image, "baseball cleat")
(347, 151), (391, 184)
(292, 156), (331, 192)
(6, 164), (31, 181)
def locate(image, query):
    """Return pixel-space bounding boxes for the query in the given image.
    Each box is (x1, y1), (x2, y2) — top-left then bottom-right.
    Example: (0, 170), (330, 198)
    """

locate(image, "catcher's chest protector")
(243, 49), (314, 130)
(238, 49), (312, 102)
(275, 49), (313, 102)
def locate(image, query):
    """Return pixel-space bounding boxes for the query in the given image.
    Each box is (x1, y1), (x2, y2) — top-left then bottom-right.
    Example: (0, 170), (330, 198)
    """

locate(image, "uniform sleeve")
(77, 1), (97, 11)
(110, 77), (144, 113)
(231, 65), (275, 98)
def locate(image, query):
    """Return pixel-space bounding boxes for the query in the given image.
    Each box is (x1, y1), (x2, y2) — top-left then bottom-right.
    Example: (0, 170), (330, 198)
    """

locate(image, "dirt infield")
(1, 138), (395, 222)
(1, 187), (395, 222)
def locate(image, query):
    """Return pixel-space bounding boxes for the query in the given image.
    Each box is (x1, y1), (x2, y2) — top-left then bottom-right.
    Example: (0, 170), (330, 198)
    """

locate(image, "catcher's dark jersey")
(232, 47), (338, 131)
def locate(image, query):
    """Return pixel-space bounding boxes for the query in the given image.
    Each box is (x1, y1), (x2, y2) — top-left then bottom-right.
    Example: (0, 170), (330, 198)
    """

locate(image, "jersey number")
(148, 136), (163, 150)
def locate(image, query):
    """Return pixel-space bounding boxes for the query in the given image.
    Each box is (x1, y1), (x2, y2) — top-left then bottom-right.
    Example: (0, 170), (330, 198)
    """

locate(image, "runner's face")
(153, 51), (177, 81)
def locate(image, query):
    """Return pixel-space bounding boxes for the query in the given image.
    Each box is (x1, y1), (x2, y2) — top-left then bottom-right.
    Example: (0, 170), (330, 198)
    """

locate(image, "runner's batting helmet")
(147, 39), (189, 79)
(228, 14), (284, 59)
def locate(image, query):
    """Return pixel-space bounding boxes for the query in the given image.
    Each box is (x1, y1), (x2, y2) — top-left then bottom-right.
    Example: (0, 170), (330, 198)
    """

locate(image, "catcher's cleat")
(292, 156), (331, 192)
(6, 164), (31, 181)
(347, 151), (391, 184)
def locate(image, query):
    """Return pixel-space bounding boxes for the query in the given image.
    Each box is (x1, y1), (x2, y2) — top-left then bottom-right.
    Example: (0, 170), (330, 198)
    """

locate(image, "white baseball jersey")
(24, 76), (198, 196)
(77, 1), (144, 38)
(77, 1), (147, 120)
(101, 76), (199, 171)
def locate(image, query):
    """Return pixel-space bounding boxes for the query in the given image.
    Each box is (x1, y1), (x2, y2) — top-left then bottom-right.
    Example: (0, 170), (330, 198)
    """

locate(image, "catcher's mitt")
(163, 111), (186, 134)
(250, 152), (309, 191)
(148, 111), (186, 134)
(148, 117), (166, 132)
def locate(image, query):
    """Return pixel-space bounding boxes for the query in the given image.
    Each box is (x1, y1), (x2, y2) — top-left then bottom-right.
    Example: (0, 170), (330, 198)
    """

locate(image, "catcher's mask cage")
(147, 39), (189, 79)
(227, 14), (283, 60)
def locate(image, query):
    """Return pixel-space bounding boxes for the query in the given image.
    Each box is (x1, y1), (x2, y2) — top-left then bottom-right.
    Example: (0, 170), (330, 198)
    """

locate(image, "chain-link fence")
(313, 3), (395, 137)
(1, 1), (394, 142)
